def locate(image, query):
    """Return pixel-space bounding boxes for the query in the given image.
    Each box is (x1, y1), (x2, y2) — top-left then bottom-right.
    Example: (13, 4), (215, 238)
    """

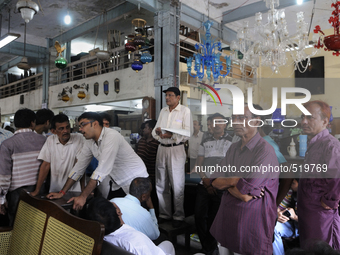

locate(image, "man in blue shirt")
(110, 177), (160, 240)
(0, 126), (13, 145)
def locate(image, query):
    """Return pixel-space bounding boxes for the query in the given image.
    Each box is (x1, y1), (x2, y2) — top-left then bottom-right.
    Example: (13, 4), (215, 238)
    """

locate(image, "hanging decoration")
(77, 91), (86, 100)
(58, 86), (72, 102)
(114, 78), (120, 94)
(125, 35), (136, 53)
(54, 41), (68, 69)
(104, 81), (109, 95)
(131, 54), (143, 73)
(314, 1), (340, 56)
(230, 0), (318, 74)
(94, 82), (99, 96)
(141, 47), (152, 64)
(186, 20), (231, 81)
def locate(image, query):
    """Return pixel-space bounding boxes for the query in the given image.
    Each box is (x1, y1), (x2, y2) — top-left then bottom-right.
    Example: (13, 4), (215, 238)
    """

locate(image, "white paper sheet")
(161, 128), (190, 137)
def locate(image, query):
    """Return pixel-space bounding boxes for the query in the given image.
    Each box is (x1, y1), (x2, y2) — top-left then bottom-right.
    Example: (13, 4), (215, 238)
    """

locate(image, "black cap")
(162, 87), (180, 96)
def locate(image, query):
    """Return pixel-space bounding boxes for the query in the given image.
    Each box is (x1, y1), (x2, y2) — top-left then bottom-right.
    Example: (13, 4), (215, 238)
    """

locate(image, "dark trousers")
(107, 188), (126, 200)
(195, 183), (222, 254)
(7, 185), (36, 226)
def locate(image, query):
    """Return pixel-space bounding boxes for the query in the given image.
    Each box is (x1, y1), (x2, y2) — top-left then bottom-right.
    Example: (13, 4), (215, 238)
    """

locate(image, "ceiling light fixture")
(297, 0), (303, 5)
(64, 13), (71, 25)
(16, 0), (39, 23)
(186, 20), (231, 81)
(0, 33), (20, 48)
(230, 0), (317, 74)
(0, 9), (20, 49)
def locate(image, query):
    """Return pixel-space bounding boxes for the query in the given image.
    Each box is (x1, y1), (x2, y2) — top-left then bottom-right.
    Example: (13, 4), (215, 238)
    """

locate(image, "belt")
(160, 142), (184, 147)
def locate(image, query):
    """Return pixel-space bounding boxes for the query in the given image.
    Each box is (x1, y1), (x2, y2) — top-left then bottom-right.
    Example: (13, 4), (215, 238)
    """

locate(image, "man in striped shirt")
(0, 108), (46, 226)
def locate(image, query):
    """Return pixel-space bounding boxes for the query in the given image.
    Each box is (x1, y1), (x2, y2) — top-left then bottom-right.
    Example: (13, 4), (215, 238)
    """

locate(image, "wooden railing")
(0, 73), (43, 99)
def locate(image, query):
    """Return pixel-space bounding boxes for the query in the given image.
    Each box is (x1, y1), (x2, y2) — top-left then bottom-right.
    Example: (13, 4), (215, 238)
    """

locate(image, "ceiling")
(0, 0), (154, 68)
(0, 0), (337, 72)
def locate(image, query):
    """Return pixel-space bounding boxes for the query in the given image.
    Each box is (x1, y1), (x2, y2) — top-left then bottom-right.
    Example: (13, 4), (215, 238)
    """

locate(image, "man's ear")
(140, 193), (147, 202)
(51, 129), (57, 134)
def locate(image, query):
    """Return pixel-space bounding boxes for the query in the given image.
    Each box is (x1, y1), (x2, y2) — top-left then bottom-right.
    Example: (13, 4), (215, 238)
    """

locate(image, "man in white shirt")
(47, 112), (148, 211)
(87, 197), (175, 255)
(30, 114), (85, 196)
(111, 177), (160, 240)
(188, 120), (203, 167)
(152, 87), (192, 228)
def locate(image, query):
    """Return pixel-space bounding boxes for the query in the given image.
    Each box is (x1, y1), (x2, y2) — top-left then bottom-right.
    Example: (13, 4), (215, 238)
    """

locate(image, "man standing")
(111, 177), (160, 240)
(30, 114), (85, 197)
(152, 87), (192, 228)
(34, 108), (55, 135)
(47, 112), (148, 211)
(298, 100), (340, 250)
(136, 119), (159, 214)
(0, 108), (46, 226)
(194, 113), (232, 255)
(99, 112), (112, 128)
(210, 105), (279, 255)
(188, 120), (204, 167)
(0, 125), (13, 145)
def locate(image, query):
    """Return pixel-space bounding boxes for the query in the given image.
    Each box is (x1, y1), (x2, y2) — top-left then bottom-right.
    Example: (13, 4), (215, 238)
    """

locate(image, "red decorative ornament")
(125, 35), (136, 53)
(314, 1), (340, 56)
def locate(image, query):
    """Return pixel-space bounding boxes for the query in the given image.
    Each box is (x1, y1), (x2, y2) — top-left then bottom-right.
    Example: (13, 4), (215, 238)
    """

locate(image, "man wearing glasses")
(47, 112), (148, 211)
(210, 105), (279, 255)
(298, 100), (340, 250)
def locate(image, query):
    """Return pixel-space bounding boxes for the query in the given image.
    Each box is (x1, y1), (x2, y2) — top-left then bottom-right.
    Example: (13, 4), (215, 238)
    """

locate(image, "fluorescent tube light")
(0, 33), (21, 48)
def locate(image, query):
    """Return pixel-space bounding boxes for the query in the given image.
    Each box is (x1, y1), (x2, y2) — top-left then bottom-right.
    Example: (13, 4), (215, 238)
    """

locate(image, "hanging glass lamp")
(94, 82), (99, 96)
(55, 56), (68, 69)
(141, 50), (152, 64)
(125, 35), (136, 53)
(133, 34), (145, 48)
(131, 54), (143, 73)
(77, 91), (86, 100)
(104, 80), (109, 95)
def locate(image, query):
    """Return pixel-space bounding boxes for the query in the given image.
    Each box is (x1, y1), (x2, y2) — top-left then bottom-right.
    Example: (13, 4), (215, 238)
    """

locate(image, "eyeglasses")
(231, 115), (250, 121)
(300, 114), (317, 121)
(79, 120), (94, 128)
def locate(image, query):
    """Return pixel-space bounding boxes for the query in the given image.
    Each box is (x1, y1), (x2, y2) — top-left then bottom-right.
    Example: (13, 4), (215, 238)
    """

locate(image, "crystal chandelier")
(230, 0), (317, 74)
(186, 20), (231, 81)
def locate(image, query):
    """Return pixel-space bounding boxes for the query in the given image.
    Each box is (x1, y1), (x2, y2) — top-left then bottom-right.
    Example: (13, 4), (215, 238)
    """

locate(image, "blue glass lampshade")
(141, 50), (152, 64)
(131, 54), (143, 73)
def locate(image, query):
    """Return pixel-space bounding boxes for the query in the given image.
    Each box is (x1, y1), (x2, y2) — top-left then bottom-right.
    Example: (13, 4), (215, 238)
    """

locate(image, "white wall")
(49, 63), (155, 109)
(0, 88), (43, 116)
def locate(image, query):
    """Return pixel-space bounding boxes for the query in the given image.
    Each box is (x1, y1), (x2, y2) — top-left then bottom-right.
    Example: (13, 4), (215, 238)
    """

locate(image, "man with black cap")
(152, 86), (192, 228)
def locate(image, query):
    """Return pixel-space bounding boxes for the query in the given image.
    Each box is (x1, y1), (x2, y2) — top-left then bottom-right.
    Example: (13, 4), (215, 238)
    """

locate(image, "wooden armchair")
(0, 190), (104, 254)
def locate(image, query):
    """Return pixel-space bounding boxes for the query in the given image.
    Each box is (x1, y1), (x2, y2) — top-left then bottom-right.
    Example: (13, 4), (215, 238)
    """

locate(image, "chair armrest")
(100, 240), (134, 255)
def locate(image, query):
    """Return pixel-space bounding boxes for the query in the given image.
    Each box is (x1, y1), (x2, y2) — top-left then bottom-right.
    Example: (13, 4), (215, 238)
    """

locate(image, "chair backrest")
(9, 199), (47, 255)
(11, 191), (105, 255)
